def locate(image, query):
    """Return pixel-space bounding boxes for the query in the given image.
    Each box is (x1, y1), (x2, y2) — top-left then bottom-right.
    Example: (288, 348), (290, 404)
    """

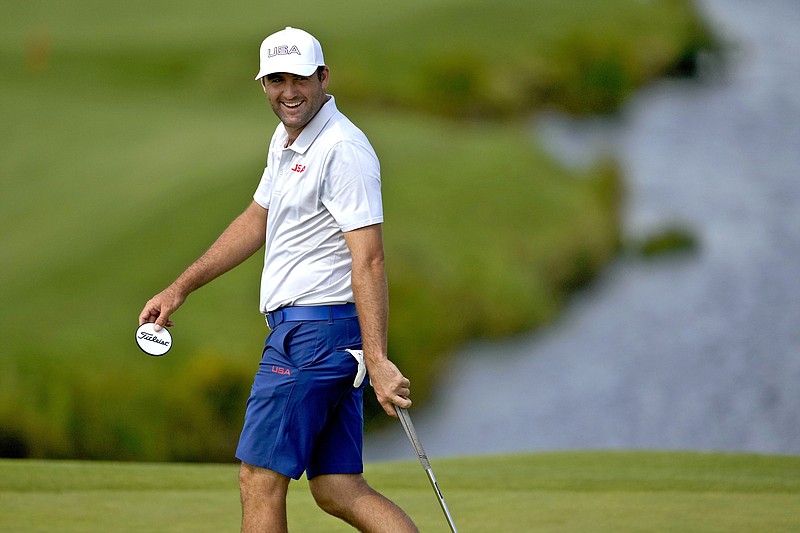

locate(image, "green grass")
(0, 0), (712, 460)
(1, 452), (799, 532)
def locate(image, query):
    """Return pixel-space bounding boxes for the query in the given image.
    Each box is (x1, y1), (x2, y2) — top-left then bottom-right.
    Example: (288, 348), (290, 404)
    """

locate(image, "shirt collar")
(280, 95), (337, 154)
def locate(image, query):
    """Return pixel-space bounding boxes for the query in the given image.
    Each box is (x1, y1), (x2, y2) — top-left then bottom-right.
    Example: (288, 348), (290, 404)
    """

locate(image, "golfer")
(139, 27), (418, 533)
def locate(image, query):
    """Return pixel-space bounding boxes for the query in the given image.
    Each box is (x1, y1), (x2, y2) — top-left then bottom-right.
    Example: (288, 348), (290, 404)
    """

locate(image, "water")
(366, 0), (800, 460)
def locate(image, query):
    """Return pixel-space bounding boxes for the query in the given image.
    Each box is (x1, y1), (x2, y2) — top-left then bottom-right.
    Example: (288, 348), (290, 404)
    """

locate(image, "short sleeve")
(253, 165), (273, 209)
(320, 140), (384, 232)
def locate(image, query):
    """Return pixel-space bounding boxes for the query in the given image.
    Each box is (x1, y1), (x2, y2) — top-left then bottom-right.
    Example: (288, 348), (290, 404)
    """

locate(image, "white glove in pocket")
(345, 349), (367, 388)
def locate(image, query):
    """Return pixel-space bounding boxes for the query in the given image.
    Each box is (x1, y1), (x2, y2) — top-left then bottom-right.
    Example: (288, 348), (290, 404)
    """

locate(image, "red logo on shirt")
(272, 366), (291, 376)
(291, 164), (306, 173)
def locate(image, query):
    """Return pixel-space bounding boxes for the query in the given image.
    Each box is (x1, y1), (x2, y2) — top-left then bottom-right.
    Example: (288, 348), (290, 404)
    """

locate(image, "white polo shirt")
(253, 96), (383, 313)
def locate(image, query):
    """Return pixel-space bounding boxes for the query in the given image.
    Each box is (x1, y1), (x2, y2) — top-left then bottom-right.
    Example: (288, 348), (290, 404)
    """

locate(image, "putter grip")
(395, 406), (431, 470)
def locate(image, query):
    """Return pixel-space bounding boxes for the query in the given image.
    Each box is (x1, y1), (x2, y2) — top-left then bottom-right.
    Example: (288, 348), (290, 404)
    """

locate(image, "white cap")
(255, 27), (325, 80)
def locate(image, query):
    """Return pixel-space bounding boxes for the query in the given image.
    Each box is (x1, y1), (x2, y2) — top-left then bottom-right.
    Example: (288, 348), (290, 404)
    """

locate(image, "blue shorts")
(235, 316), (365, 480)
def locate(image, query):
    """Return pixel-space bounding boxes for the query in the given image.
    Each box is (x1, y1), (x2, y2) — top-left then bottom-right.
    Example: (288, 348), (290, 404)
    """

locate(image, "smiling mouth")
(282, 101), (303, 109)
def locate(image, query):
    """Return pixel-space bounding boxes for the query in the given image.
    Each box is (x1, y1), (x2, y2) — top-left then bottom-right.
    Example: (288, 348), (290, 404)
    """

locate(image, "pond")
(366, 0), (800, 460)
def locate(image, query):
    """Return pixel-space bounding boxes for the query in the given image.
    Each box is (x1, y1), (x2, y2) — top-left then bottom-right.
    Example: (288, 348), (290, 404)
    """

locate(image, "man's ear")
(319, 66), (330, 88)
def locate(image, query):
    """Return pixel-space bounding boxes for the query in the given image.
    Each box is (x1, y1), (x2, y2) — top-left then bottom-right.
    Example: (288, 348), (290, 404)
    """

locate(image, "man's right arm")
(138, 201), (268, 330)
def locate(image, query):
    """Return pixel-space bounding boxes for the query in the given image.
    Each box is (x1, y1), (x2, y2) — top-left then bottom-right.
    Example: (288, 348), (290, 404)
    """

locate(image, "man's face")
(262, 67), (330, 141)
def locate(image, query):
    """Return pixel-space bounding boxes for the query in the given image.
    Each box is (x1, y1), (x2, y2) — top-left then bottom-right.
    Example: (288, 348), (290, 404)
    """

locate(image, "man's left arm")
(344, 224), (411, 417)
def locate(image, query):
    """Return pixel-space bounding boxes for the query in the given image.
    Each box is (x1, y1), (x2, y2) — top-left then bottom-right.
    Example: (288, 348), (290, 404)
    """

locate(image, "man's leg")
(309, 473), (418, 533)
(239, 462), (291, 533)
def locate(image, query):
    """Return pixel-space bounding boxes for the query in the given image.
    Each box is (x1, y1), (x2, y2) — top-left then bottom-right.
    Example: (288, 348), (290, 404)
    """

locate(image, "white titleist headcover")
(255, 26), (325, 80)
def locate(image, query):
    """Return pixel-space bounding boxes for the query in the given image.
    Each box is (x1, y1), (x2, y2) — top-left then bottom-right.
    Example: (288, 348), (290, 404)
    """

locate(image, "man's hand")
(367, 358), (412, 417)
(138, 285), (186, 332)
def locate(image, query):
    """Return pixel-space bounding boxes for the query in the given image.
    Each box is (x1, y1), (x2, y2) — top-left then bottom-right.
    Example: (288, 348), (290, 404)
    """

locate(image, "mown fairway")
(2, 452), (799, 532)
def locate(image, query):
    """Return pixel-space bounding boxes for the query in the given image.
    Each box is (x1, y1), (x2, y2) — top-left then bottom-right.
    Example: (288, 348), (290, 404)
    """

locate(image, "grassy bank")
(0, 0), (713, 460)
(2, 452), (799, 532)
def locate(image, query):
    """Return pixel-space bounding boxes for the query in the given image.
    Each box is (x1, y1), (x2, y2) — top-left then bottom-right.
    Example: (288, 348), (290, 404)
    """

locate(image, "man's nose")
(282, 79), (299, 97)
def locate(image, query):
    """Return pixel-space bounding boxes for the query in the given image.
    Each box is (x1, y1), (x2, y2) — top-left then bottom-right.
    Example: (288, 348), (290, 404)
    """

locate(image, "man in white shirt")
(139, 26), (417, 533)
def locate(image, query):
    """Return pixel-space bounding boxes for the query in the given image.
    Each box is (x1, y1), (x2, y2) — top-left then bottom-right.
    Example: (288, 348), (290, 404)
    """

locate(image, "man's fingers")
(396, 395), (412, 409)
(380, 393), (412, 417)
(152, 309), (175, 331)
(138, 297), (176, 330)
(383, 400), (402, 417)
(382, 399), (412, 417)
(138, 306), (156, 326)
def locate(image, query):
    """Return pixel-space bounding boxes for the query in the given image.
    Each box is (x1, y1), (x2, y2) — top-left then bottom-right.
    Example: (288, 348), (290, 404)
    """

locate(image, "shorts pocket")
(263, 322), (303, 364)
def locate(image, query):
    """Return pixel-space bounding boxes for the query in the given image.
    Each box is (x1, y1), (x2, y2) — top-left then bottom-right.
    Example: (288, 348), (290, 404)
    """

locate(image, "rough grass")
(1, 452), (798, 532)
